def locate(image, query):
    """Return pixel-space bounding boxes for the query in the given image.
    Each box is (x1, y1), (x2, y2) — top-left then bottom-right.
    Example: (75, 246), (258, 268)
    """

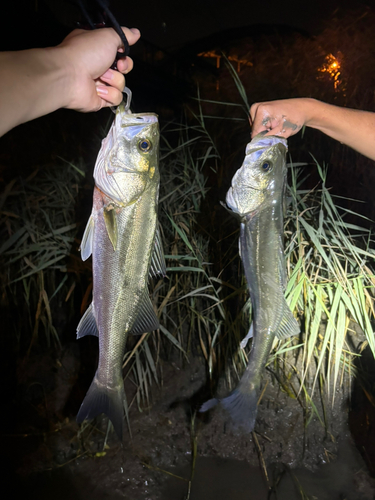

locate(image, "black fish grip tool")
(75, 0), (133, 110)
(76, 0), (130, 70)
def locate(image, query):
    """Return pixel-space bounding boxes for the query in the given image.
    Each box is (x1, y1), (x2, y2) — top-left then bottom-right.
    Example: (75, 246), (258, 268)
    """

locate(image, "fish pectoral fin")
(129, 292), (159, 335)
(76, 302), (99, 339)
(220, 200), (242, 221)
(80, 215), (94, 261)
(275, 299), (300, 340)
(149, 227), (167, 279)
(103, 205), (118, 251)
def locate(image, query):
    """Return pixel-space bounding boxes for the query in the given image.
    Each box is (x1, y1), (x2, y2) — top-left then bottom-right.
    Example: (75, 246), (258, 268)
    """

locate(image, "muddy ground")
(4, 343), (375, 500)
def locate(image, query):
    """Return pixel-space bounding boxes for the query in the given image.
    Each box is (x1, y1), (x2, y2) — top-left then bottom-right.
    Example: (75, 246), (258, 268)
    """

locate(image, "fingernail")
(101, 69), (113, 80)
(130, 28), (140, 36)
(96, 86), (108, 95)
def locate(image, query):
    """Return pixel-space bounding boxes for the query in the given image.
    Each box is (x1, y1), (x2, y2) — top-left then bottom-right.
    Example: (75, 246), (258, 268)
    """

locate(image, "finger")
(249, 102), (260, 122)
(251, 126), (269, 138)
(99, 69), (125, 91)
(119, 27), (141, 48)
(251, 118), (272, 138)
(250, 105), (273, 137)
(116, 56), (134, 74)
(96, 85), (123, 107)
(253, 113), (286, 137)
(263, 124), (293, 139)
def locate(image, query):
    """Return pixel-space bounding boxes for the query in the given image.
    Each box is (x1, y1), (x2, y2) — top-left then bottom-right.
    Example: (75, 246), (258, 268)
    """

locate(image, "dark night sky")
(103, 0), (365, 50)
(2, 0), (370, 51)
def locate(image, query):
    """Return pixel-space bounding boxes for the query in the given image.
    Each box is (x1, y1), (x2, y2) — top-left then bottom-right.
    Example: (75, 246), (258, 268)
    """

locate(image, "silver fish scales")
(76, 104), (165, 439)
(201, 134), (300, 432)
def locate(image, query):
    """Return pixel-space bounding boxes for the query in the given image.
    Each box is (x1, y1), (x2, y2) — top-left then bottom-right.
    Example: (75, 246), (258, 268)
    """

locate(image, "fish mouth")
(248, 133), (288, 150)
(117, 111), (158, 127)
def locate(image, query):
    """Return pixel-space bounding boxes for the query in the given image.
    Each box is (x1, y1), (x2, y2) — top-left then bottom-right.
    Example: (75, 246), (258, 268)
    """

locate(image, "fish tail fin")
(76, 374), (126, 440)
(220, 384), (259, 433)
(200, 373), (260, 433)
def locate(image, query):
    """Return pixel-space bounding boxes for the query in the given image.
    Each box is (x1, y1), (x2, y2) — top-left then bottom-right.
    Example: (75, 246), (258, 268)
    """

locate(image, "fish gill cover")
(226, 134), (288, 216)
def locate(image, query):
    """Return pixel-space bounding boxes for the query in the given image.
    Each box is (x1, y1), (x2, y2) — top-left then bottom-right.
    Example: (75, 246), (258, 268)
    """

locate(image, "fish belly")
(77, 186), (157, 439)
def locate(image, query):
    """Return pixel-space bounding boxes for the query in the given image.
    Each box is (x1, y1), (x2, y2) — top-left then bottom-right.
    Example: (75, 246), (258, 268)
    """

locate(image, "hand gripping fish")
(76, 103), (166, 440)
(201, 134), (300, 432)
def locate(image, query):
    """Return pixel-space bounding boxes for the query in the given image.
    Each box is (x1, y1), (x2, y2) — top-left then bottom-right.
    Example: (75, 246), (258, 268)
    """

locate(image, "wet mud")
(5, 346), (375, 500)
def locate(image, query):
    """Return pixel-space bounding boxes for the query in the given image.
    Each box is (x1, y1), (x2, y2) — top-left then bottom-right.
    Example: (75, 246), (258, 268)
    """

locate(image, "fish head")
(94, 105), (160, 206)
(226, 134), (287, 216)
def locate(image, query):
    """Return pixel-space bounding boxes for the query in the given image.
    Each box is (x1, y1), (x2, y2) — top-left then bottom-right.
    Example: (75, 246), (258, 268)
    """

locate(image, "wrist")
(43, 46), (75, 110)
(302, 98), (327, 130)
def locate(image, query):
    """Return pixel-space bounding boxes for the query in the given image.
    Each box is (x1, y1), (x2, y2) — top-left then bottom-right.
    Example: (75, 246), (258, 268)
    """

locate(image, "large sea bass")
(201, 134), (300, 432)
(76, 104), (165, 439)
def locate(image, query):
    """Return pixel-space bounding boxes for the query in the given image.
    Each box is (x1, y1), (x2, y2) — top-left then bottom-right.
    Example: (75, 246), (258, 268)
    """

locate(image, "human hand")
(58, 27), (140, 112)
(250, 98), (314, 138)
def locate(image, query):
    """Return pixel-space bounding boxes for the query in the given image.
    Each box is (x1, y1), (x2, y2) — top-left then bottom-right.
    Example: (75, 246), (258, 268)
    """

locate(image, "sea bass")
(201, 134), (300, 432)
(76, 104), (165, 439)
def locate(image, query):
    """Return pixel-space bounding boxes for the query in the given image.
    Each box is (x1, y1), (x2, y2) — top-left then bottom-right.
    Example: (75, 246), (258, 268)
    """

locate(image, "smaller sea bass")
(201, 134), (300, 432)
(76, 103), (165, 439)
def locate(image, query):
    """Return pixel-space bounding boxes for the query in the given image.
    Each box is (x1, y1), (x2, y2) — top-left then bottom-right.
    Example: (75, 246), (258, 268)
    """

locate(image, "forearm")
(0, 27), (140, 137)
(304, 98), (375, 161)
(0, 48), (71, 136)
(251, 97), (375, 161)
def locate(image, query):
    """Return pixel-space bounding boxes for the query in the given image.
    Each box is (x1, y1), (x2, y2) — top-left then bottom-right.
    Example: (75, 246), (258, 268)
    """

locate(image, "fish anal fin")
(129, 292), (159, 335)
(149, 227), (167, 279)
(76, 302), (99, 339)
(80, 215), (94, 261)
(103, 205), (118, 251)
(275, 299), (300, 340)
(240, 322), (254, 349)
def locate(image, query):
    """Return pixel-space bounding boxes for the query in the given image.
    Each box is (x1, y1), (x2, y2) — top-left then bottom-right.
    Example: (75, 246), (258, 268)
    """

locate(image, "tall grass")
(284, 162), (375, 399)
(0, 161), (85, 352)
(1, 96), (374, 434)
(154, 109), (375, 412)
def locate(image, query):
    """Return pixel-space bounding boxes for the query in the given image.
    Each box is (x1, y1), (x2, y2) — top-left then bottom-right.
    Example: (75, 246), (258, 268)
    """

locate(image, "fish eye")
(261, 161), (272, 173)
(138, 138), (152, 153)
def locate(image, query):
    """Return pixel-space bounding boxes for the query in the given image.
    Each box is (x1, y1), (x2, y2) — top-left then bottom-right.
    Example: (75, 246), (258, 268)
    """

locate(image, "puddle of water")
(162, 457), (268, 500)
(162, 439), (375, 500)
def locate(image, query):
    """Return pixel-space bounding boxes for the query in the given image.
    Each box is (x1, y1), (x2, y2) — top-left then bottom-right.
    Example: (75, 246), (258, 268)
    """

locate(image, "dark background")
(1, 0), (375, 492)
(1, 0), (366, 50)
(2, 0), (374, 188)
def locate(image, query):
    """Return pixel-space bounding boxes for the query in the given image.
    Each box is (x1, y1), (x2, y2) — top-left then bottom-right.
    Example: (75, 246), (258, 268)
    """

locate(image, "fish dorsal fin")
(80, 215), (94, 261)
(76, 302), (99, 339)
(149, 227), (167, 279)
(275, 298), (300, 340)
(129, 292), (160, 335)
(103, 205), (118, 251)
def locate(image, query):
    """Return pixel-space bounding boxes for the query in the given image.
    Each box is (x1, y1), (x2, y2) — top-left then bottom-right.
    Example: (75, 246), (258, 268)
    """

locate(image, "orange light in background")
(318, 53), (343, 91)
(198, 51), (253, 72)
(197, 51), (253, 91)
